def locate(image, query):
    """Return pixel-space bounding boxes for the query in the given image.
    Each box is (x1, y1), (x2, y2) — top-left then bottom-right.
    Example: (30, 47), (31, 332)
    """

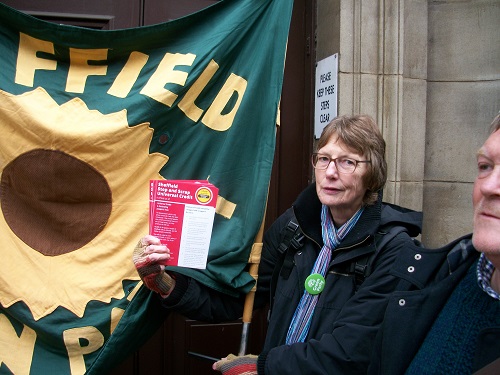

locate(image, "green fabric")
(0, 0), (293, 373)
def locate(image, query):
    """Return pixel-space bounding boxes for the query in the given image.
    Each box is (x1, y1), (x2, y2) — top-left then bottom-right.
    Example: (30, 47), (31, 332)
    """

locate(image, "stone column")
(422, 0), (500, 246)
(318, 0), (428, 211)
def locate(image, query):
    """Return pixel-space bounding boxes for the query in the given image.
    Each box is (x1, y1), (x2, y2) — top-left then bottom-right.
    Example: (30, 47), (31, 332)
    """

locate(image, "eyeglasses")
(311, 153), (371, 174)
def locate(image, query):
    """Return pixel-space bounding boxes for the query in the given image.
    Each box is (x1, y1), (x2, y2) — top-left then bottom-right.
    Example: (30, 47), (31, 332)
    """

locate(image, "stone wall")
(315, 0), (500, 246)
(423, 0), (500, 246)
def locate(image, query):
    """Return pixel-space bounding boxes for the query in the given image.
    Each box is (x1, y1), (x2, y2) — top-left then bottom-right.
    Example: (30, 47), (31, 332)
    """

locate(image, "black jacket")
(254, 184), (422, 374)
(163, 183), (422, 374)
(368, 234), (500, 375)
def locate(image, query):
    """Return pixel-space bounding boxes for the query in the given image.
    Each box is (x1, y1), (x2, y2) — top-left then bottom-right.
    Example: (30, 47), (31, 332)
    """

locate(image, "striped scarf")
(286, 204), (364, 344)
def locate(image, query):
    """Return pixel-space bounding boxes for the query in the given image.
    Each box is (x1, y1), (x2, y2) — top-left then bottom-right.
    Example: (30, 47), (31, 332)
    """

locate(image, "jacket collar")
(291, 183), (383, 248)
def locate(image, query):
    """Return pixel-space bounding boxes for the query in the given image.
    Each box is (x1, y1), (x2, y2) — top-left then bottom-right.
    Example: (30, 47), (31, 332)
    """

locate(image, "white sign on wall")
(314, 53), (338, 138)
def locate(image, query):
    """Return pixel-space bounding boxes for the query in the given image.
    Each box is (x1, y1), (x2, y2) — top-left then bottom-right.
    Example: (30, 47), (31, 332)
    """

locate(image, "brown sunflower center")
(1, 149), (112, 256)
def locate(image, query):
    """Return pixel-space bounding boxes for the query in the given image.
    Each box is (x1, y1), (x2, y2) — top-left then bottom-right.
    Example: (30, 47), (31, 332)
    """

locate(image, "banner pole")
(239, 113), (279, 355)
(238, 208), (265, 355)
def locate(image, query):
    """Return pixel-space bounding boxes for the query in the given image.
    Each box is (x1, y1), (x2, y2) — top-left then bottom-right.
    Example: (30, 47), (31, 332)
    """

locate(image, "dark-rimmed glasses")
(311, 153), (371, 174)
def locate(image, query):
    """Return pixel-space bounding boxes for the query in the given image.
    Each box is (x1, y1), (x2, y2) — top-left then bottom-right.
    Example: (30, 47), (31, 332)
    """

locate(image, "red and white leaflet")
(149, 180), (218, 269)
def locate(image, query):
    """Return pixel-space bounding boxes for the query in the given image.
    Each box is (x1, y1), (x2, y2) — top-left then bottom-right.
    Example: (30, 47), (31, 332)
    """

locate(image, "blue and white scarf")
(286, 204), (364, 344)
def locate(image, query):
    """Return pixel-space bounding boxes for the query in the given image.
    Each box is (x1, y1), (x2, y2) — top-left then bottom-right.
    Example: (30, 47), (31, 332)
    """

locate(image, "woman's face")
(315, 136), (369, 226)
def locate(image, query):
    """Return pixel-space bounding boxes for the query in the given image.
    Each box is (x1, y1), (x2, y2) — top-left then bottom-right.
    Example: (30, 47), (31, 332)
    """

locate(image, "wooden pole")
(238, 213), (265, 355)
(239, 115), (277, 355)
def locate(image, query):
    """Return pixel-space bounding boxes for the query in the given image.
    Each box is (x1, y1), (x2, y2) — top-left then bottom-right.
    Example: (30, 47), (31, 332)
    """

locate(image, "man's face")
(472, 129), (500, 257)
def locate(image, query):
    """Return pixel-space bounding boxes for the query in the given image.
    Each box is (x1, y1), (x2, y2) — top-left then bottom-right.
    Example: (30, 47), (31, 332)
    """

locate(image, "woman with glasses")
(134, 115), (423, 375)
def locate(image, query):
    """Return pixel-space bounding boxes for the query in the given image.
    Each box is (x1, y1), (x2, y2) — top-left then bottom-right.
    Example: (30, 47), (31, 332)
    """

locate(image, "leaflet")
(149, 179), (218, 269)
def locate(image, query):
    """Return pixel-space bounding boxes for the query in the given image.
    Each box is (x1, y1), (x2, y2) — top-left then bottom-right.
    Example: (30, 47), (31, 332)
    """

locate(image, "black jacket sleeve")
(160, 272), (246, 323)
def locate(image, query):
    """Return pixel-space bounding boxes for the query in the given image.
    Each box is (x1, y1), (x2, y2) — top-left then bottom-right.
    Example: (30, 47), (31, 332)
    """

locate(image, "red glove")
(213, 354), (258, 375)
(132, 237), (174, 296)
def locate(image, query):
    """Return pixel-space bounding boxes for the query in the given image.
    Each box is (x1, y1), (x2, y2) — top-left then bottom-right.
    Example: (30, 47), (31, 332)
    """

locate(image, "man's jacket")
(368, 234), (500, 374)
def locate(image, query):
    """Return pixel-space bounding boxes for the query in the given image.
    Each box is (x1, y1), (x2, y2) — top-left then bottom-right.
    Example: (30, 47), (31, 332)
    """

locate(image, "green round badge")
(304, 273), (325, 295)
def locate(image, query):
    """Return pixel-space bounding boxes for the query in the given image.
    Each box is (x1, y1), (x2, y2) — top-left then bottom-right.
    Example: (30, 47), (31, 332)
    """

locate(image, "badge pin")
(304, 273), (325, 295)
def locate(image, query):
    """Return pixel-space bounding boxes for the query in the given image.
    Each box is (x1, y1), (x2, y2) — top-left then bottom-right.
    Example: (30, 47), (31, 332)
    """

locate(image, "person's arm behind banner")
(133, 234), (248, 322)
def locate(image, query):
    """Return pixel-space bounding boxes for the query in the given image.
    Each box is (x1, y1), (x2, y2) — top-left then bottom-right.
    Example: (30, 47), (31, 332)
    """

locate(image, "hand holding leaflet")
(132, 236), (175, 295)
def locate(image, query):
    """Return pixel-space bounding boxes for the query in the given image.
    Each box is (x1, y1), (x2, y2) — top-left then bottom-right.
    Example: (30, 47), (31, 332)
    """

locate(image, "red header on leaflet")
(149, 180), (218, 269)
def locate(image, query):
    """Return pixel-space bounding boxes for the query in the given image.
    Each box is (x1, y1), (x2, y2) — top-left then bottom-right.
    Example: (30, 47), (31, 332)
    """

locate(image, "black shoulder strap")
(279, 220), (305, 279)
(351, 225), (410, 290)
(376, 225), (410, 250)
(269, 218), (304, 318)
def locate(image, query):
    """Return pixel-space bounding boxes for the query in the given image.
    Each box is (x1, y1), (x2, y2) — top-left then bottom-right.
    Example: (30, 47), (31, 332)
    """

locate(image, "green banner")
(0, 0), (293, 373)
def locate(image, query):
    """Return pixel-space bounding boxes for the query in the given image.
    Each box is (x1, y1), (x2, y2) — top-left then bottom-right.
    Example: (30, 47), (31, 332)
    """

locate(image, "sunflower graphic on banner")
(0, 0), (293, 373)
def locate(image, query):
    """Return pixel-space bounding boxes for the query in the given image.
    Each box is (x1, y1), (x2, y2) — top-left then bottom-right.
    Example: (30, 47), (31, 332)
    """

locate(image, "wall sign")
(314, 53), (338, 138)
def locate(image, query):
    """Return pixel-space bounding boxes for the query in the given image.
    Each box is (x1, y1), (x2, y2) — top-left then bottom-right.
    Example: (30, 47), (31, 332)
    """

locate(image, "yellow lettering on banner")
(13, 33), (246, 130)
(0, 314), (36, 375)
(15, 33), (57, 87)
(108, 51), (149, 98)
(63, 326), (104, 375)
(140, 52), (196, 107)
(66, 48), (108, 93)
(202, 73), (247, 131)
(178, 59), (219, 122)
